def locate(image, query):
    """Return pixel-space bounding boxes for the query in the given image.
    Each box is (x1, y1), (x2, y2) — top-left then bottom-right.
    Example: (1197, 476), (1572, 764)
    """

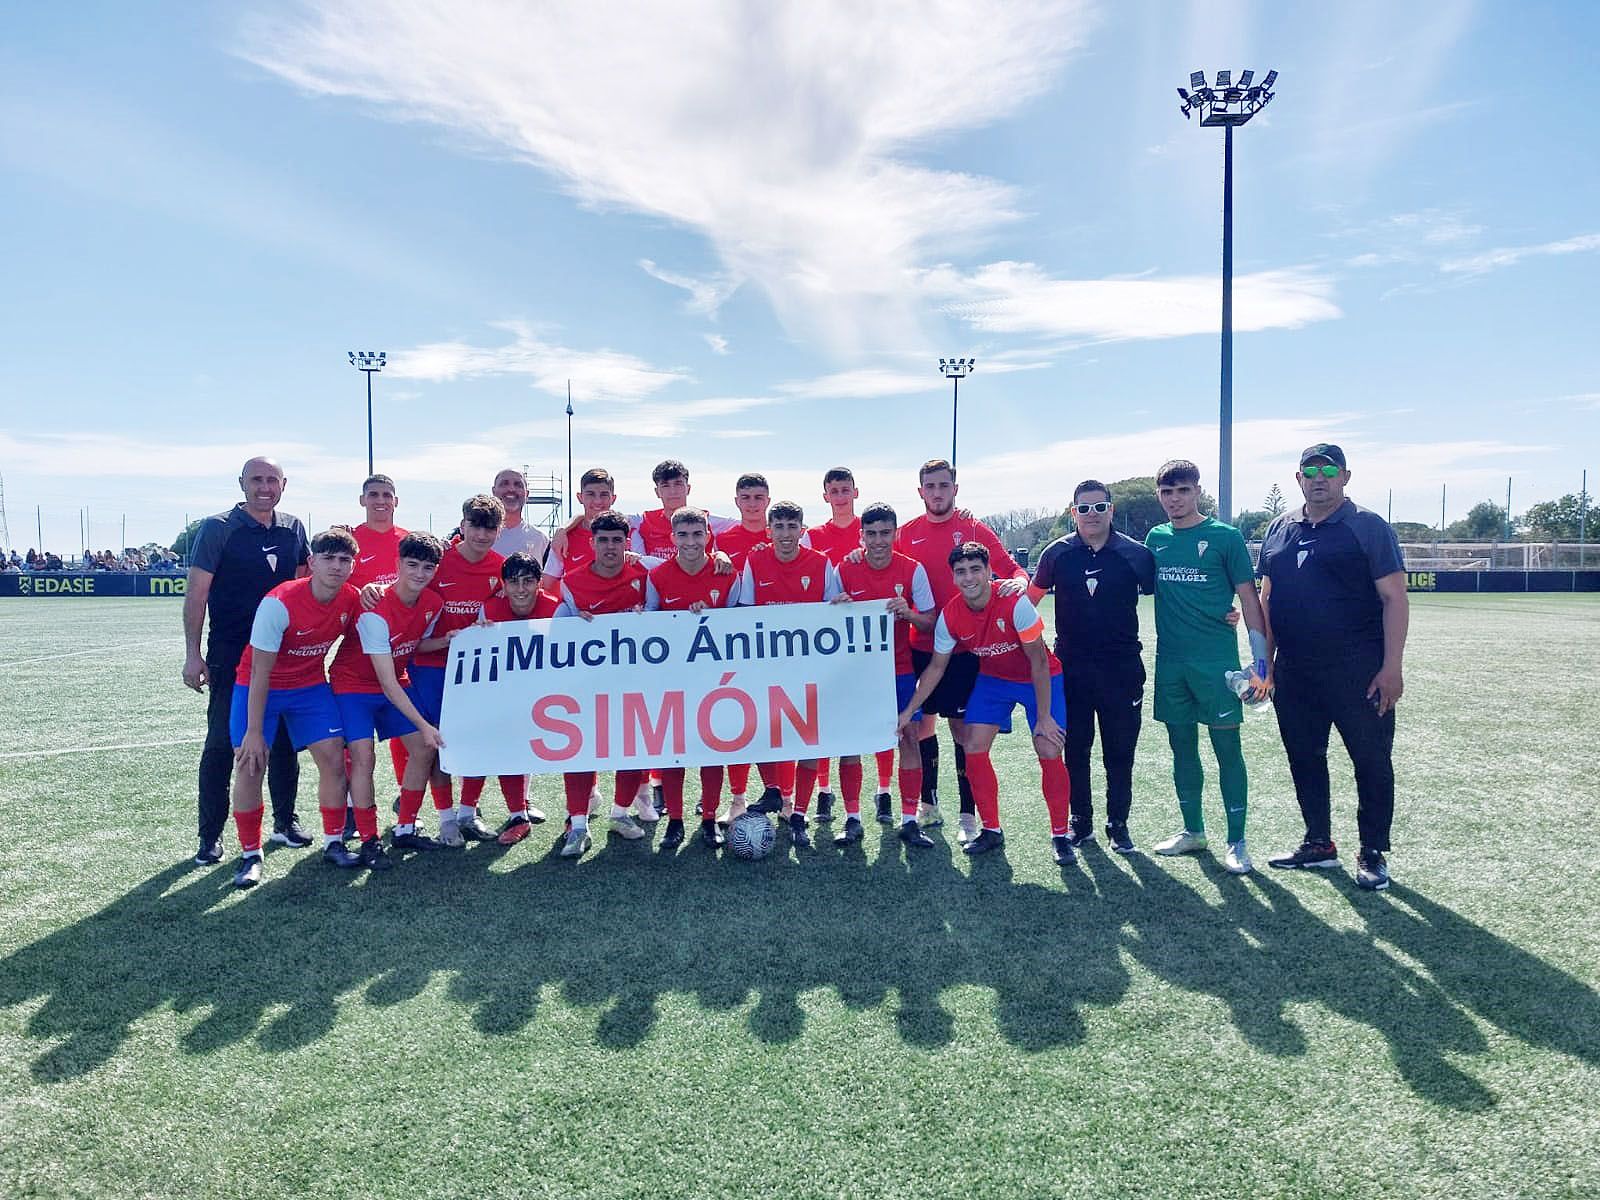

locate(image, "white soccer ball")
(728, 812), (776, 861)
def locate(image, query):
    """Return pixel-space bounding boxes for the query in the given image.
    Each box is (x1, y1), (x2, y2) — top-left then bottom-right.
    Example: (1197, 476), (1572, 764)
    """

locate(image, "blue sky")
(3, 0), (1597, 551)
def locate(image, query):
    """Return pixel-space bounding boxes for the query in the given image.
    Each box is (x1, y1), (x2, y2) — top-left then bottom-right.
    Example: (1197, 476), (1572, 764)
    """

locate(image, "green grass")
(1, 594), (1597, 1199)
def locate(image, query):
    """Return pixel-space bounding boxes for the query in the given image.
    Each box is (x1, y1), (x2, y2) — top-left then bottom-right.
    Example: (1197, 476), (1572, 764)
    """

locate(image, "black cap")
(1299, 443), (1346, 469)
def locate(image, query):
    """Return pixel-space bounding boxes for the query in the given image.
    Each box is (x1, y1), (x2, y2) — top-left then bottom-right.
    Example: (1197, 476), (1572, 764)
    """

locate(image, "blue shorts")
(408, 665), (446, 726)
(335, 690), (419, 743)
(896, 672), (923, 724)
(230, 682), (344, 751)
(963, 673), (1068, 736)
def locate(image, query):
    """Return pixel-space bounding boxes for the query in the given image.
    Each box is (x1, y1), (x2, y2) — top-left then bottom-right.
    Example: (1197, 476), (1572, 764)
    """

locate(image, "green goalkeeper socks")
(1209, 725), (1248, 842)
(1166, 722), (1205, 832)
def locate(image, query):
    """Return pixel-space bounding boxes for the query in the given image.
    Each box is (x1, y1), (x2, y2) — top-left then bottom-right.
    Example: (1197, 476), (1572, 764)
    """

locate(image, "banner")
(0, 573), (187, 598)
(438, 602), (899, 776)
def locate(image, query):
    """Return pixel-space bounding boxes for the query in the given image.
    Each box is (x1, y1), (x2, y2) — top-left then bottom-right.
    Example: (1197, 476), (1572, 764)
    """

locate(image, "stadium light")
(1175, 68), (1278, 524)
(938, 357), (975, 467)
(348, 350), (388, 475)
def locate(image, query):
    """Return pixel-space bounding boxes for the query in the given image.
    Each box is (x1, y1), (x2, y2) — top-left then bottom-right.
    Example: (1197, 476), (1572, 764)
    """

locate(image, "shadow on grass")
(2, 828), (1596, 1111)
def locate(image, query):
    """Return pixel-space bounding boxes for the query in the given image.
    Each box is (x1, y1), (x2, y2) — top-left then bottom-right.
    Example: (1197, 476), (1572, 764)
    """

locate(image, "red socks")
(390, 737), (409, 786)
(429, 777), (453, 813)
(965, 750), (1001, 831)
(353, 805), (379, 842)
(792, 762), (818, 815)
(727, 762), (751, 794)
(397, 787), (425, 827)
(660, 768), (687, 821)
(1040, 757), (1072, 836)
(614, 769), (647, 808)
(564, 772), (596, 818)
(319, 805), (345, 838)
(234, 807), (263, 854)
(839, 760), (863, 816)
(698, 766), (724, 816)
(500, 774), (528, 815)
(816, 758), (831, 789)
(460, 777), (487, 807)
(875, 748), (896, 791)
(898, 759), (923, 819)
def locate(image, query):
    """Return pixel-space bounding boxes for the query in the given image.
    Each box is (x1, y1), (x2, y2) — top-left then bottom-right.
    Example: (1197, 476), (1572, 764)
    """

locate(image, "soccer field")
(2, 594), (1597, 1199)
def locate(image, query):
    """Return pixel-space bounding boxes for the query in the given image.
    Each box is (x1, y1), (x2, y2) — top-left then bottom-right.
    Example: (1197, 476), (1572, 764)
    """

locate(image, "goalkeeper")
(1144, 459), (1270, 875)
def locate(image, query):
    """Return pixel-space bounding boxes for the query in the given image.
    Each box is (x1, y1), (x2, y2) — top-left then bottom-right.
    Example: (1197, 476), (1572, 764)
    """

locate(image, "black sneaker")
(874, 791), (893, 825)
(700, 820), (725, 848)
(749, 786), (784, 814)
(341, 806), (358, 840)
(897, 820), (934, 849)
(789, 813), (812, 850)
(457, 813), (496, 841)
(1065, 818), (1096, 848)
(1267, 840), (1340, 871)
(1052, 834), (1077, 865)
(358, 837), (393, 871)
(1355, 848), (1390, 891)
(963, 828), (1005, 856)
(269, 821), (313, 849)
(391, 829), (444, 851)
(233, 854), (262, 889)
(323, 841), (362, 869)
(1105, 823), (1136, 854)
(195, 838), (223, 865)
(815, 791), (835, 823)
(833, 816), (864, 846)
(661, 818), (686, 848)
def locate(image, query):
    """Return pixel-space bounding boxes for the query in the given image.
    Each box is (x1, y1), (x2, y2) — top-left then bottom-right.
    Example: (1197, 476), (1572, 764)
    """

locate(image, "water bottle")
(1226, 669), (1272, 712)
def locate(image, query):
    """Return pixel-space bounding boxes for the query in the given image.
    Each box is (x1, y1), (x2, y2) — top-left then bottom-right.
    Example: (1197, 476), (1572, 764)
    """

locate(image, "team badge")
(952, 529), (963, 545)
(1196, 540), (1209, 557)
(997, 617), (1006, 632)
(801, 575), (811, 590)
(1086, 577), (1099, 596)
(1297, 550), (1310, 568)
(710, 589), (721, 604)
(266, 552), (278, 572)
(894, 583), (905, 597)
(631, 578), (642, 591)
(340, 613), (348, 625)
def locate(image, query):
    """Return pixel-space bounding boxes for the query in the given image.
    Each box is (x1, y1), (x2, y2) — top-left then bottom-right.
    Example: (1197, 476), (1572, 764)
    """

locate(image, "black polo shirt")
(1257, 499), (1403, 665)
(190, 504), (309, 654)
(1032, 531), (1155, 663)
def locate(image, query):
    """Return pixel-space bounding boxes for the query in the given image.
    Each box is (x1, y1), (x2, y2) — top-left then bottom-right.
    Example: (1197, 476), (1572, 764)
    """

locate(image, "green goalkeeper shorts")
(1153, 659), (1243, 727)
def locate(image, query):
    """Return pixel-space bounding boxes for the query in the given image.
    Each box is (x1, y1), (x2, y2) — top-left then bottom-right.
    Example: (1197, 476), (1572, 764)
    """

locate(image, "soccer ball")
(727, 812), (776, 861)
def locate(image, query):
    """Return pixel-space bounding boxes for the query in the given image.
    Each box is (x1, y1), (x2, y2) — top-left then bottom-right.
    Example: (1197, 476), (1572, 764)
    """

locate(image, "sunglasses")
(1301, 464), (1341, 478)
(1073, 501), (1112, 515)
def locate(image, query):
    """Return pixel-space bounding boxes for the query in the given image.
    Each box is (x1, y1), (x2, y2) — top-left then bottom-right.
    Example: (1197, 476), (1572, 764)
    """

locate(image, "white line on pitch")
(0, 640), (176, 666)
(0, 737), (204, 761)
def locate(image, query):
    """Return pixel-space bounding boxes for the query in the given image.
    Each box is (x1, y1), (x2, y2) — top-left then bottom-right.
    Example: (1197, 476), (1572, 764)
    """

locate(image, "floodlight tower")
(566, 380), (575, 521)
(1177, 68), (1277, 524)
(347, 350), (388, 475)
(938, 357), (976, 467)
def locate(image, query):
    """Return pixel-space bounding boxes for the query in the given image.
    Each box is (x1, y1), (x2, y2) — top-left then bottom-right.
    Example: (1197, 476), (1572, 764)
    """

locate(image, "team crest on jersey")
(894, 583), (905, 597)
(710, 589), (721, 604)
(631, 579), (642, 591)
(340, 613), (348, 625)
(952, 529), (964, 545)
(1086, 577), (1099, 596)
(266, 552), (278, 572)
(1196, 540), (1209, 557)
(801, 575), (811, 590)
(997, 617), (1006, 632)
(1297, 549), (1310, 568)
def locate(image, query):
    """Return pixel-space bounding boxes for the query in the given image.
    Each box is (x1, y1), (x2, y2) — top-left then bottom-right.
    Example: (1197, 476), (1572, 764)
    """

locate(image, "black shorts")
(910, 649), (981, 718)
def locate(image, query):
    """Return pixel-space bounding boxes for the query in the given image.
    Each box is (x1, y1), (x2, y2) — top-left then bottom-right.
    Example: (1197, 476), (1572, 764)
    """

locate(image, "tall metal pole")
(1581, 469), (1589, 567)
(1387, 489), (1392, 524)
(1219, 123), (1234, 525)
(37, 505), (43, 553)
(366, 370), (374, 476)
(1505, 477), (1512, 542)
(566, 380), (575, 521)
(950, 374), (960, 467)
(1441, 484), (1446, 535)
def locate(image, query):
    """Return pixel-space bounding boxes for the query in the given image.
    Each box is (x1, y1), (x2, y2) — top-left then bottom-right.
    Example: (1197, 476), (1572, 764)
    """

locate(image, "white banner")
(438, 602), (899, 776)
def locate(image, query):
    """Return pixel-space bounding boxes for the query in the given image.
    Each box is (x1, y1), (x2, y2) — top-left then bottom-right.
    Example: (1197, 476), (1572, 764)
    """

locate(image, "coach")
(1029, 480), (1154, 854)
(1259, 444), (1408, 891)
(182, 457), (312, 864)
(492, 467), (552, 563)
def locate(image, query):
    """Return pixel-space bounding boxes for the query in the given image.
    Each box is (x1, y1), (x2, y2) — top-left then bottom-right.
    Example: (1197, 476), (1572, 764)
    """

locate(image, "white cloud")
(238, 0), (1094, 354)
(387, 320), (687, 401)
(703, 334), (731, 356)
(776, 359), (1051, 401)
(922, 261), (1340, 341)
(639, 259), (741, 318)
(1440, 233), (1600, 277)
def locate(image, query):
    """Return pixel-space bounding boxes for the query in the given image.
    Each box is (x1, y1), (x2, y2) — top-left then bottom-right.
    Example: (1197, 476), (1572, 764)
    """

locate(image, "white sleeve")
(555, 583), (578, 616)
(736, 562), (757, 605)
(543, 553), (566, 580)
(421, 608), (442, 638)
(630, 527), (645, 554)
(1011, 594), (1045, 636)
(355, 611), (394, 654)
(799, 531), (814, 549)
(644, 579), (662, 611)
(911, 563), (936, 612)
(933, 612), (957, 655)
(707, 513), (740, 534)
(638, 554), (665, 570)
(248, 596), (291, 653)
(822, 562), (843, 601)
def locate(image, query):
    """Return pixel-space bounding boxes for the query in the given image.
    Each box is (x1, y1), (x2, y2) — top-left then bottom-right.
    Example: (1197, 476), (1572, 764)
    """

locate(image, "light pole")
(347, 350), (387, 475)
(1178, 68), (1277, 524)
(566, 379), (575, 521)
(938, 357), (975, 467)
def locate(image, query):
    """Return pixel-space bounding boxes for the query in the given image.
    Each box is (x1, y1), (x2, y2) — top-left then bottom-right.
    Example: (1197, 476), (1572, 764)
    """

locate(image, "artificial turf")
(1, 594), (1597, 1198)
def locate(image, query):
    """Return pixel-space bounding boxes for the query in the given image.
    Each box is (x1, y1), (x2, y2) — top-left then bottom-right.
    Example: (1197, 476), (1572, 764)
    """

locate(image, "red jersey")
(837, 551), (935, 675)
(543, 525), (595, 582)
(716, 524), (768, 571)
(803, 517), (862, 566)
(896, 512), (1024, 651)
(933, 584), (1059, 684)
(237, 578), (361, 689)
(412, 546), (505, 668)
(329, 586), (444, 694)
(558, 559), (650, 615)
(738, 544), (841, 606)
(646, 557), (739, 611)
(632, 509), (683, 559)
(479, 592), (561, 622)
(349, 523), (407, 588)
